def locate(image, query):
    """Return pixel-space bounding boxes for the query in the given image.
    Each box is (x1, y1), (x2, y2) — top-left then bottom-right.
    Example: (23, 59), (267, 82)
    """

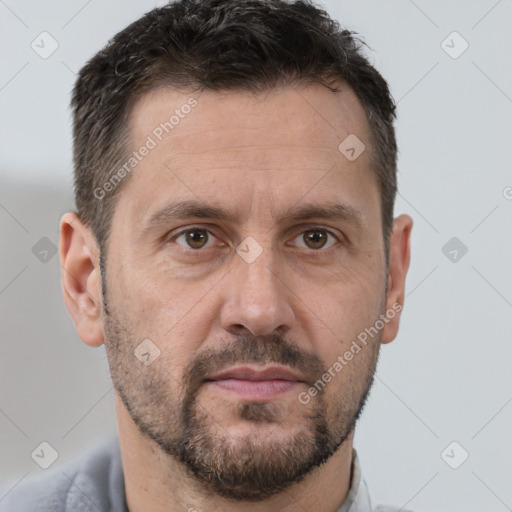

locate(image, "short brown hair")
(71, 0), (398, 263)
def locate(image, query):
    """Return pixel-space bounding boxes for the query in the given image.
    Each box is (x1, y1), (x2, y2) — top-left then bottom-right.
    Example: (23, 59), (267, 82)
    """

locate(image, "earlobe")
(59, 212), (105, 347)
(381, 214), (413, 344)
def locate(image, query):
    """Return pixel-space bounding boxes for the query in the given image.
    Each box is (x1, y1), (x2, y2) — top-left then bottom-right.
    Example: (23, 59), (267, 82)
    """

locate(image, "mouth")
(203, 365), (306, 401)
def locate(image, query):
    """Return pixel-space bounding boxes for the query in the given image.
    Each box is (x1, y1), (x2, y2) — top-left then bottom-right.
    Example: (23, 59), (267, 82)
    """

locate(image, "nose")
(220, 248), (295, 337)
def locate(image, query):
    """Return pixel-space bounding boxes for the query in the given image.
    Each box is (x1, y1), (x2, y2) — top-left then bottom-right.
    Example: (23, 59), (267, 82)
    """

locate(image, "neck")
(116, 394), (354, 512)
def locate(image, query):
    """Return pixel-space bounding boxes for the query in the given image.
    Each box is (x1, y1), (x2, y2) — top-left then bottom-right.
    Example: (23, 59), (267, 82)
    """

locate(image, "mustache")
(181, 332), (327, 398)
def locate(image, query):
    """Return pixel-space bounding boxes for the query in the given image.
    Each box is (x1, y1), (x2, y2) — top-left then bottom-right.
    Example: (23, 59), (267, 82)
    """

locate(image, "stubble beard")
(101, 263), (380, 500)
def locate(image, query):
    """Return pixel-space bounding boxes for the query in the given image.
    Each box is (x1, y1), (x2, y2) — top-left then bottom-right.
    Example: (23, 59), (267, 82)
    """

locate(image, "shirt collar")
(336, 449), (373, 512)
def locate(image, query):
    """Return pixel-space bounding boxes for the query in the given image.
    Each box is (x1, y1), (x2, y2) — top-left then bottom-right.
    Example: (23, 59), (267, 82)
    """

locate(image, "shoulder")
(0, 433), (124, 512)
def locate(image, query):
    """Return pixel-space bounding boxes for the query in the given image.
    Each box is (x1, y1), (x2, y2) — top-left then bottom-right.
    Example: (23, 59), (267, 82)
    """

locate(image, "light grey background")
(1, 1), (511, 511)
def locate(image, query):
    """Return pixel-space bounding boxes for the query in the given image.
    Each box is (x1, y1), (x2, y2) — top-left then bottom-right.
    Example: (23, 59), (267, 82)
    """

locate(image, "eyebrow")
(142, 198), (365, 235)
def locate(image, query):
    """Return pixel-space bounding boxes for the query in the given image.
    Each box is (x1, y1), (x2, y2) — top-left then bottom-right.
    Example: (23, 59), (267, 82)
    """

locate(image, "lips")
(203, 365), (306, 400)
(205, 365), (304, 383)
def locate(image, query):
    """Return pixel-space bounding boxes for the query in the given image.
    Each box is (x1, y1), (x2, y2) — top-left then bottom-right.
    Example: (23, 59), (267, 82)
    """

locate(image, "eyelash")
(166, 226), (343, 254)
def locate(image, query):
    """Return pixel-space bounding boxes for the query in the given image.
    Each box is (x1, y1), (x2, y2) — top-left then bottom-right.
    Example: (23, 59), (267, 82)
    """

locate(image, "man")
(0, 0), (413, 510)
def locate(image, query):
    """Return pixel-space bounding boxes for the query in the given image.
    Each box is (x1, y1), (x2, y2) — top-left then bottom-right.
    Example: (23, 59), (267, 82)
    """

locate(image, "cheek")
(297, 266), (384, 364)
(105, 269), (214, 387)
(119, 258), (213, 330)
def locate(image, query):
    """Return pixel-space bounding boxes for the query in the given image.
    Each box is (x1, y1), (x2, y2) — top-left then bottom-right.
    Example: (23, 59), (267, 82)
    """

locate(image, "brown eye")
(175, 229), (213, 249)
(293, 229), (338, 250)
(304, 230), (327, 249)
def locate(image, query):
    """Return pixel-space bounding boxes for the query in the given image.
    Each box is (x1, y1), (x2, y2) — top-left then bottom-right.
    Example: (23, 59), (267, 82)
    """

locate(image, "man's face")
(102, 84), (389, 499)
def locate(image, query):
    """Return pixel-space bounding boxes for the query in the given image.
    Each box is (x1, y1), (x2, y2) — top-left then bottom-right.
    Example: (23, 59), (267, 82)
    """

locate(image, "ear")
(59, 212), (104, 347)
(381, 214), (413, 344)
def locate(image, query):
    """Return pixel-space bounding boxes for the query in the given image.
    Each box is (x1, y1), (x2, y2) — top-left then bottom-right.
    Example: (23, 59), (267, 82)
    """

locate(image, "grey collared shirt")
(337, 449), (373, 512)
(0, 434), (411, 512)
(337, 449), (412, 512)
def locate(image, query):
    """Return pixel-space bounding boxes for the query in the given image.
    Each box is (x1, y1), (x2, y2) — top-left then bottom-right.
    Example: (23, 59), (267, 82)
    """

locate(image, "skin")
(60, 82), (412, 512)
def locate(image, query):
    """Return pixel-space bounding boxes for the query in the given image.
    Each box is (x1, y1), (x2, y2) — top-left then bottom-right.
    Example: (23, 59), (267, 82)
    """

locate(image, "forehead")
(114, 82), (378, 230)
(128, 82), (371, 157)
